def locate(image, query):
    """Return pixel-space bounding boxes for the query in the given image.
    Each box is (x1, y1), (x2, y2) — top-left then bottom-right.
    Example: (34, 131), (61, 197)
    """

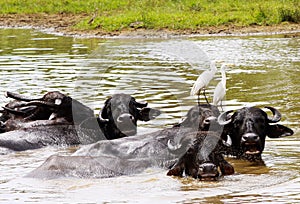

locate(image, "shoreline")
(0, 14), (300, 38)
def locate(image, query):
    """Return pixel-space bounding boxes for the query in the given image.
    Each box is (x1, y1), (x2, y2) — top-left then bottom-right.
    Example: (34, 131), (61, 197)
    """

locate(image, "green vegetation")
(1, 0), (299, 32)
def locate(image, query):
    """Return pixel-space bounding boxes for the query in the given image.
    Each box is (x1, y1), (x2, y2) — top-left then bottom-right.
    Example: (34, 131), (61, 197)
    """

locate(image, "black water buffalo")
(27, 129), (234, 180)
(218, 106), (294, 161)
(167, 130), (234, 180)
(93, 93), (161, 139)
(0, 99), (46, 132)
(27, 104), (234, 180)
(0, 99), (38, 123)
(173, 104), (220, 131)
(0, 92), (160, 151)
(0, 91), (94, 132)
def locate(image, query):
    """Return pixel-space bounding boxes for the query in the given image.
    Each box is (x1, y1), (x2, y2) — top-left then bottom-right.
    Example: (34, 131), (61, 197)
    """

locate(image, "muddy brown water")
(0, 29), (299, 203)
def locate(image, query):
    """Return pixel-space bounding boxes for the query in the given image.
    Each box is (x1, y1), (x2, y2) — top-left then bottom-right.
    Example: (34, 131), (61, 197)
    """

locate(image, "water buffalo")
(0, 101), (37, 133)
(0, 91), (94, 132)
(173, 104), (220, 131)
(27, 104), (234, 180)
(0, 99), (38, 123)
(0, 92), (161, 151)
(218, 106), (294, 161)
(93, 93), (161, 139)
(167, 131), (234, 180)
(27, 129), (234, 180)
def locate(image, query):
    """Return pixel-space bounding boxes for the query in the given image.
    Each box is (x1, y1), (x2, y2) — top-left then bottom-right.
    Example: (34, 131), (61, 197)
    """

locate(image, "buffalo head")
(218, 106), (294, 161)
(3, 91), (63, 121)
(1, 91), (94, 132)
(0, 100), (38, 133)
(0, 100), (37, 123)
(2, 91), (90, 122)
(174, 104), (221, 131)
(167, 131), (234, 180)
(9, 91), (94, 123)
(98, 93), (161, 139)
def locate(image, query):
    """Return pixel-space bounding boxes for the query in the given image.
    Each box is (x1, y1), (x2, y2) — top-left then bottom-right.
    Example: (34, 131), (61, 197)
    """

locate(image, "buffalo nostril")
(199, 163), (217, 172)
(198, 163), (219, 180)
(204, 119), (210, 124)
(204, 116), (217, 124)
(242, 133), (259, 143)
(117, 116), (122, 123)
(117, 113), (134, 123)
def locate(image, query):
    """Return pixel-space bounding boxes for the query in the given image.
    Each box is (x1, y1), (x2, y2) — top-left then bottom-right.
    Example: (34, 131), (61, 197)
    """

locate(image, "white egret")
(190, 61), (217, 104)
(213, 64), (227, 108)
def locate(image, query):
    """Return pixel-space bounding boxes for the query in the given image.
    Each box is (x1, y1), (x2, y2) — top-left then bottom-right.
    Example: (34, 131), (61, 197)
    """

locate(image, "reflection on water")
(0, 29), (299, 203)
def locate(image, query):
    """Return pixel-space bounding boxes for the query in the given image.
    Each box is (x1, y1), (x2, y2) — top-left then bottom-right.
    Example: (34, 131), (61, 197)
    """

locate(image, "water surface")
(0, 29), (299, 203)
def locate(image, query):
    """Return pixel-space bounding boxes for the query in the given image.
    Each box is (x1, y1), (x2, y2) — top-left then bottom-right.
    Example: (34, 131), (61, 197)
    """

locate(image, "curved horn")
(217, 110), (234, 126)
(2, 106), (27, 116)
(5, 91), (42, 102)
(21, 101), (59, 108)
(98, 109), (109, 123)
(222, 135), (232, 147)
(167, 140), (182, 151)
(167, 139), (186, 155)
(265, 106), (281, 123)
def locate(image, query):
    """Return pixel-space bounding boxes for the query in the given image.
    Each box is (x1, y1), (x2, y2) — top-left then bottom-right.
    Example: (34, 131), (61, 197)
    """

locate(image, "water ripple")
(0, 29), (299, 203)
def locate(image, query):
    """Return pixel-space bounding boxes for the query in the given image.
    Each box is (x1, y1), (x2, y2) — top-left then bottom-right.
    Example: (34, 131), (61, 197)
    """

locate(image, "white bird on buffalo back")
(190, 61), (217, 105)
(213, 64), (227, 109)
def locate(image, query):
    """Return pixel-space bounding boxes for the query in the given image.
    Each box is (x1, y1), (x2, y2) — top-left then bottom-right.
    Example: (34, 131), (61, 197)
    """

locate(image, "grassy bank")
(1, 0), (299, 32)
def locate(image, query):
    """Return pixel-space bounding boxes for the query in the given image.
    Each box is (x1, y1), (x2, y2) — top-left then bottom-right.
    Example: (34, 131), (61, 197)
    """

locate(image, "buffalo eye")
(233, 119), (242, 127)
(253, 117), (266, 127)
(256, 118), (265, 124)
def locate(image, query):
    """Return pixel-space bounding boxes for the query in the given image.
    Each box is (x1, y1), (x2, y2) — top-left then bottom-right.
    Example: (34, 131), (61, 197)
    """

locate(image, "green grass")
(1, 0), (300, 32)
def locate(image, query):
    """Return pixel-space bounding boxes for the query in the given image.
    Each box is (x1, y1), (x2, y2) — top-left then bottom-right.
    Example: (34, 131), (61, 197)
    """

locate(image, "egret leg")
(203, 89), (209, 104)
(220, 100), (224, 112)
(197, 92), (200, 106)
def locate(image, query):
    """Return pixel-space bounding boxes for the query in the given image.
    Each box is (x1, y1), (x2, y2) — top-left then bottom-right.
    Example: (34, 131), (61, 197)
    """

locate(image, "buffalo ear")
(138, 107), (161, 121)
(267, 124), (294, 138)
(100, 97), (112, 119)
(219, 160), (235, 175)
(135, 100), (148, 108)
(167, 164), (184, 177)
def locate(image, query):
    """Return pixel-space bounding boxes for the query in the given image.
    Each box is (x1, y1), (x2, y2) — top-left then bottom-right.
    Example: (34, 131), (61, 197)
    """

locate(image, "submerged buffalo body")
(27, 128), (234, 180)
(219, 106), (294, 161)
(0, 92), (160, 151)
(27, 104), (234, 180)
